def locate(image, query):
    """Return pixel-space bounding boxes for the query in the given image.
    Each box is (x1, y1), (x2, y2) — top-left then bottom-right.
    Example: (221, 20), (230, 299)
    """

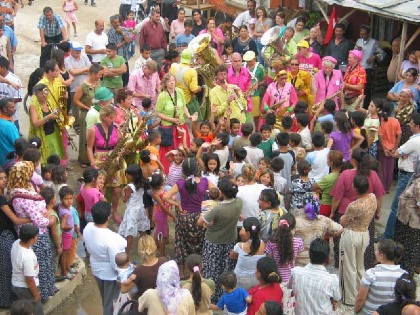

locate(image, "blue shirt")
(175, 33), (195, 47)
(217, 287), (248, 313)
(37, 13), (65, 37)
(0, 118), (19, 166)
(3, 25), (17, 49)
(139, 109), (153, 130)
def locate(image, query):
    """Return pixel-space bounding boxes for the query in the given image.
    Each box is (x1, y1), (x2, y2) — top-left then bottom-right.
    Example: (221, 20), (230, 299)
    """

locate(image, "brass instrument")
(227, 85), (246, 112)
(45, 90), (77, 151)
(45, 86), (75, 129)
(312, 90), (344, 112)
(123, 113), (151, 165)
(261, 26), (290, 66)
(189, 34), (218, 89)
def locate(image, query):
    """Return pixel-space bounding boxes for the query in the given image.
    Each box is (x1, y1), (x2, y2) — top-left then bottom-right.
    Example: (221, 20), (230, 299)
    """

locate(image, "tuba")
(261, 26), (290, 66)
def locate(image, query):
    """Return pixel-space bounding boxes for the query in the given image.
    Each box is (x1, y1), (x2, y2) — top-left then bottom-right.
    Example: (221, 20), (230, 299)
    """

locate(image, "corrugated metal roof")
(319, 0), (420, 23)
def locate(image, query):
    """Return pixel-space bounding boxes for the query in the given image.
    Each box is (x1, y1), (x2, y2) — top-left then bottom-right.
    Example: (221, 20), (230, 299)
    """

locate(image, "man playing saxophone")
(38, 60), (73, 168)
(210, 64), (247, 124)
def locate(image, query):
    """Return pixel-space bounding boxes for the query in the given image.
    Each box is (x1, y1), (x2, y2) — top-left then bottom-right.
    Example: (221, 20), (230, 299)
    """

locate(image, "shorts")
(62, 232), (73, 251)
(154, 209), (169, 238)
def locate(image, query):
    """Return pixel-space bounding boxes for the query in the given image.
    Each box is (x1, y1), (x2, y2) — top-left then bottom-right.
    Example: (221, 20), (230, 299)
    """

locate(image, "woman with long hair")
(163, 158), (215, 278)
(257, 188), (286, 242)
(169, 7), (186, 41)
(73, 63), (103, 166)
(252, 6), (272, 64)
(291, 17), (309, 43)
(24, 68), (45, 115)
(156, 73), (194, 173)
(230, 217), (266, 290)
(199, 17), (225, 56)
(232, 25), (258, 58)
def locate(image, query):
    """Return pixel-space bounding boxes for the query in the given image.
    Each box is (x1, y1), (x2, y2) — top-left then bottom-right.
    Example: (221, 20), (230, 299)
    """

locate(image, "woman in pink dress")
(314, 56), (345, 110)
(199, 17), (225, 56)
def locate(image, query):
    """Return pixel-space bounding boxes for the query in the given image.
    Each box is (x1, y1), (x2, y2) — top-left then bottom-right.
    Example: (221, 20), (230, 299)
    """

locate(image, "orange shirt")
(140, 145), (160, 167)
(378, 117), (402, 150)
(197, 132), (215, 143)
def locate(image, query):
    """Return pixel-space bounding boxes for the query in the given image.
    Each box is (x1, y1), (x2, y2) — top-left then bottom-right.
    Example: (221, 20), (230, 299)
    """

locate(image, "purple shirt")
(314, 69), (343, 110)
(177, 177), (209, 214)
(59, 205), (74, 235)
(329, 130), (353, 161)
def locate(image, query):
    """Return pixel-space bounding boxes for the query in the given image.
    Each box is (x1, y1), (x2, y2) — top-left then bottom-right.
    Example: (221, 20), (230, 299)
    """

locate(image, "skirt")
(64, 11), (78, 23)
(202, 239), (235, 303)
(0, 229), (16, 308)
(78, 109), (89, 164)
(118, 204), (150, 237)
(395, 219), (420, 275)
(154, 209), (169, 238)
(32, 233), (55, 300)
(174, 211), (205, 265)
(367, 140), (378, 159)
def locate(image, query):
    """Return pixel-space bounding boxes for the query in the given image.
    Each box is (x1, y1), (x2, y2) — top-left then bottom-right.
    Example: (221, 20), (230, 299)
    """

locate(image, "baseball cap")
(93, 87), (114, 102)
(70, 41), (83, 51)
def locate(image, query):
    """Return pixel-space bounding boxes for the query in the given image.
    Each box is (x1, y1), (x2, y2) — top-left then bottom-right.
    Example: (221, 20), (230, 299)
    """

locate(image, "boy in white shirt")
(244, 132), (264, 169)
(296, 113), (312, 152)
(134, 45), (152, 70)
(11, 224), (44, 315)
(306, 131), (330, 182)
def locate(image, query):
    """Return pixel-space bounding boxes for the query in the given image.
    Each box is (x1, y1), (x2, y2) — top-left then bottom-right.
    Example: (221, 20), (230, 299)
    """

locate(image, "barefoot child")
(63, 0), (78, 38)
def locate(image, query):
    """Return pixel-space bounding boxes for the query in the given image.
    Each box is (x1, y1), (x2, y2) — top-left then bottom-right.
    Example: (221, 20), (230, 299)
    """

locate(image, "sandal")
(80, 163), (88, 168)
(65, 165), (74, 171)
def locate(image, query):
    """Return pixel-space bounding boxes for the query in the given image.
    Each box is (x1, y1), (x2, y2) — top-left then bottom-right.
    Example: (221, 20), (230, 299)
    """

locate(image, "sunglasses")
(290, 63), (299, 66)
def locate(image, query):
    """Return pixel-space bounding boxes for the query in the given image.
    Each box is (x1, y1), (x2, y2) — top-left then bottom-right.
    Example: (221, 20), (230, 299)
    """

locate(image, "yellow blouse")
(287, 70), (314, 106)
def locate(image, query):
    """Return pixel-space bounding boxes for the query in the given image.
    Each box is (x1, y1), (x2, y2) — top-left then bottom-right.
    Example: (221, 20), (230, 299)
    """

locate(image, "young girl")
(150, 173), (175, 257)
(236, 175), (245, 186)
(22, 148), (44, 191)
(165, 149), (185, 186)
(378, 102), (402, 194)
(62, 0), (78, 38)
(198, 152), (220, 186)
(77, 167), (106, 230)
(118, 164), (149, 253)
(255, 157), (271, 180)
(122, 10), (136, 59)
(355, 239), (407, 314)
(181, 254), (215, 313)
(349, 111), (368, 150)
(230, 217), (266, 290)
(357, 98), (381, 158)
(327, 111), (364, 161)
(259, 168), (274, 188)
(222, 42), (233, 66)
(290, 160), (316, 210)
(247, 257), (283, 315)
(51, 165), (68, 201)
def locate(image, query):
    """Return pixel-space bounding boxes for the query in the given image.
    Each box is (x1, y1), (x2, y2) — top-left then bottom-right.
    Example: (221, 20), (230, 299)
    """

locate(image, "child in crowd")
(275, 133), (295, 188)
(245, 132), (264, 169)
(320, 121), (334, 146)
(259, 189), (286, 242)
(140, 98), (159, 132)
(47, 154), (61, 166)
(51, 165), (68, 201)
(227, 118), (241, 156)
(229, 148), (247, 177)
(211, 271), (251, 314)
(122, 10), (137, 59)
(134, 44), (151, 69)
(296, 113), (312, 151)
(142, 131), (162, 167)
(77, 167), (106, 228)
(271, 157), (288, 196)
(349, 111), (368, 150)
(311, 99), (335, 132)
(328, 111), (364, 161)
(312, 150), (343, 217)
(119, 164), (149, 253)
(197, 146), (221, 185)
(42, 164), (54, 188)
(188, 137), (205, 157)
(232, 123), (253, 152)
(236, 175), (245, 186)
(212, 132), (230, 169)
(306, 131), (330, 182)
(265, 113), (280, 141)
(11, 224), (43, 315)
(222, 42), (234, 66)
(259, 168), (274, 188)
(361, 98), (381, 158)
(69, 200), (81, 269)
(247, 257), (283, 314)
(201, 188), (221, 212)
(182, 254), (215, 313)
(23, 148), (44, 191)
(165, 149), (185, 186)
(40, 187), (62, 279)
(114, 252), (138, 312)
(193, 120), (216, 143)
(265, 213), (304, 283)
(150, 173), (174, 257)
(289, 133), (306, 174)
(290, 160), (315, 210)
(58, 186), (76, 279)
(62, 0), (78, 38)
(258, 125), (277, 157)
(290, 101), (309, 133)
(281, 116), (293, 134)
(256, 157), (271, 180)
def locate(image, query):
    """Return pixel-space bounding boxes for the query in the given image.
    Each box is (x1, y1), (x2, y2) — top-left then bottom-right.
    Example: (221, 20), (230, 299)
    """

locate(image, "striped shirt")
(265, 237), (304, 283)
(360, 264), (407, 315)
(288, 263), (340, 315)
(166, 162), (183, 186)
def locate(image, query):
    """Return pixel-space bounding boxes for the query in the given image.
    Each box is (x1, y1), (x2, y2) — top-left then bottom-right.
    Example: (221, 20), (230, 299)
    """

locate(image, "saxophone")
(122, 113), (151, 165)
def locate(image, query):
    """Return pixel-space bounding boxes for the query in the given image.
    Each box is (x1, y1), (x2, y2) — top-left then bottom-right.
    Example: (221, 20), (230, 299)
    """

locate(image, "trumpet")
(227, 85), (245, 112)
(45, 88), (78, 151)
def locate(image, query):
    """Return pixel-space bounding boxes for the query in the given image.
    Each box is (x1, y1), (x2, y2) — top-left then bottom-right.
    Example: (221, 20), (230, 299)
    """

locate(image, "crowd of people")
(0, 0), (419, 314)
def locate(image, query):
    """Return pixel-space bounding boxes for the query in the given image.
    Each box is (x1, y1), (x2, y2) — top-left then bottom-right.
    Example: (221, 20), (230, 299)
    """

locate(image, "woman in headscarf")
(343, 50), (366, 111)
(28, 83), (65, 166)
(395, 89), (417, 146)
(138, 260), (195, 314)
(313, 56), (345, 110)
(395, 156), (420, 275)
(7, 161), (55, 301)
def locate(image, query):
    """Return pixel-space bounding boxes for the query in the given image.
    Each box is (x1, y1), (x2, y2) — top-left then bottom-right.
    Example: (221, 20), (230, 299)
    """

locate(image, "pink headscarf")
(349, 50), (363, 62)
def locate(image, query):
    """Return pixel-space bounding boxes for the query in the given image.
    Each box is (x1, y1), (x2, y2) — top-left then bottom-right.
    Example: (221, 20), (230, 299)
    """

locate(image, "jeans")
(383, 170), (413, 239)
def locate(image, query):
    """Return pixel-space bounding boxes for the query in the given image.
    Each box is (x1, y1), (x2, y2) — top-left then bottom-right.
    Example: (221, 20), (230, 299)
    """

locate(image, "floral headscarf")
(7, 161), (35, 198)
(157, 260), (189, 315)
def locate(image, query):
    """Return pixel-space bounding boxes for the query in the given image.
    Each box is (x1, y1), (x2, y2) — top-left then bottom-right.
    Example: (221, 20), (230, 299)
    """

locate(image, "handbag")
(158, 125), (174, 146)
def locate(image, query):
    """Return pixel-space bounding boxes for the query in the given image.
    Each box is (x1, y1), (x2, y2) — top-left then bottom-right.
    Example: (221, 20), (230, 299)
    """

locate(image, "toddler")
(113, 252), (138, 312)
(201, 187), (221, 213)
(122, 10), (137, 59)
(51, 165), (68, 202)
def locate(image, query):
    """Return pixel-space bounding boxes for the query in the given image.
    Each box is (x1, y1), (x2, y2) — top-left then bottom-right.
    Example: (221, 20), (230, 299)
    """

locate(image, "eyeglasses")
(290, 63), (299, 66)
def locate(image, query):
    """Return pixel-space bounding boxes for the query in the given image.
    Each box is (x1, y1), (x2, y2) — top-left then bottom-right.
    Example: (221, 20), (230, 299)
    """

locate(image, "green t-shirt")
(258, 138), (274, 157)
(100, 55), (125, 89)
(155, 87), (187, 126)
(317, 172), (340, 205)
(204, 198), (242, 244)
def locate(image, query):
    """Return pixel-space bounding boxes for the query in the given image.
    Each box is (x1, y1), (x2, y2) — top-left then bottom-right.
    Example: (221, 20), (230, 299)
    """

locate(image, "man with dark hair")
(83, 201), (127, 315)
(140, 10), (168, 67)
(11, 224), (44, 315)
(382, 113), (420, 240)
(0, 13), (17, 55)
(288, 238), (340, 315)
(37, 7), (67, 68)
(232, 0), (256, 33)
(0, 56), (22, 129)
(210, 65), (247, 124)
(0, 97), (19, 166)
(107, 14), (132, 86)
(100, 43), (127, 93)
(175, 19), (195, 48)
(325, 23), (353, 69)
